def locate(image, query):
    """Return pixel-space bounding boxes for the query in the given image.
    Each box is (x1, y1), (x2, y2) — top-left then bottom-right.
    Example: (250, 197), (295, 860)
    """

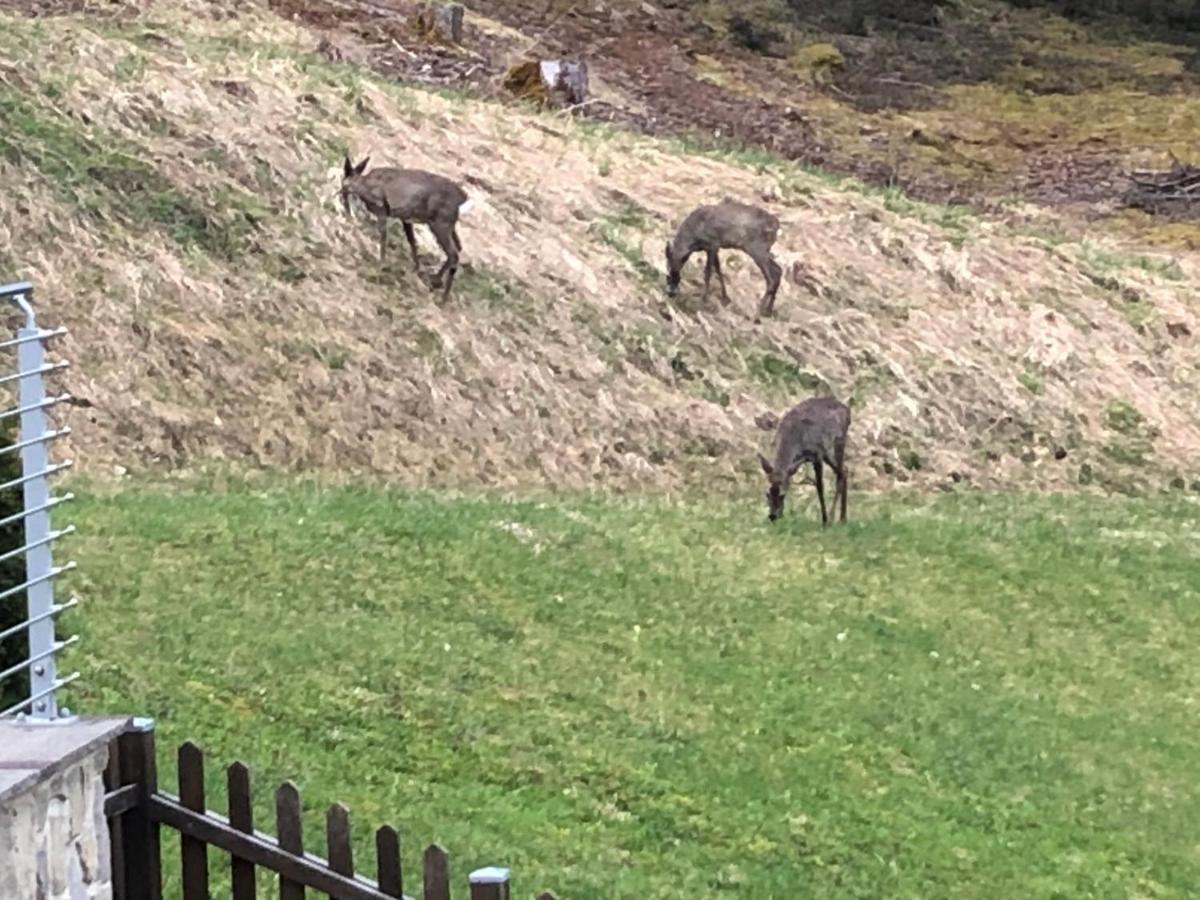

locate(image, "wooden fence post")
(227, 762), (256, 900)
(326, 803), (354, 877)
(276, 782), (306, 900)
(375, 825), (403, 897)
(423, 844), (451, 900)
(105, 738), (126, 900)
(468, 866), (510, 900)
(178, 742), (210, 900)
(117, 718), (163, 900)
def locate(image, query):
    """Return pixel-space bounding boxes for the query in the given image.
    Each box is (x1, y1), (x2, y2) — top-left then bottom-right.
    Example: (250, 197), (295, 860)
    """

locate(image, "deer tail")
(458, 197), (475, 216)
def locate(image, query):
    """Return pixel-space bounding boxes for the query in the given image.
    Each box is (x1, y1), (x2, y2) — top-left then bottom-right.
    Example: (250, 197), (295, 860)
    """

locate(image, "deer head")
(340, 155), (370, 215)
(758, 453), (801, 522)
(664, 242), (682, 297)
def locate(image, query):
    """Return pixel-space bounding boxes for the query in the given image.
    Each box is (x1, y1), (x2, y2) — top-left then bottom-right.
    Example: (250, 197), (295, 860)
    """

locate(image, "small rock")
(1054, 446), (1068, 460)
(1167, 321), (1192, 338)
(211, 80), (256, 102)
(316, 36), (344, 63)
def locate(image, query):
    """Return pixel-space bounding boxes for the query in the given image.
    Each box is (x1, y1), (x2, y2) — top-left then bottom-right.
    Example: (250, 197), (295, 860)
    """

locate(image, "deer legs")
(696, 246), (778, 315)
(812, 451), (849, 528)
(747, 245), (783, 319)
(379, 218), (423, 275)
(703, 250), (731, 305)
(707, 250), (730, 305)
(834, 441), (848, 523)
(402, 222), (420, 270)
(812, 458), (829, 526)
(386, 219), (460, 302)
(428, 219), (460, 303)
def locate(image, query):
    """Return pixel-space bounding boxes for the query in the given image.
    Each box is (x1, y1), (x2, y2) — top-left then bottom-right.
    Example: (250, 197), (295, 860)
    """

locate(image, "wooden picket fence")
(103, 724), (557, 900)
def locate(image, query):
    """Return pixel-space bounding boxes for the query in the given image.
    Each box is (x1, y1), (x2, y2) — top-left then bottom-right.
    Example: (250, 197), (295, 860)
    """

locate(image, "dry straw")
(0, 0), (1197, 494)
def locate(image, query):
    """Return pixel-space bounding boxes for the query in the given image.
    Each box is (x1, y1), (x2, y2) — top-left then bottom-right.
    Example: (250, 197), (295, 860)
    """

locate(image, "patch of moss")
(588, 204), (659, 288)
(1102, 400), (1157, 466)
(1105, 400), (1145, 436)
(746, 352), (824, 392)
(1018, 369), (1044, 395)
(789, 42), (845, 83)
(0, 88), (256, 260)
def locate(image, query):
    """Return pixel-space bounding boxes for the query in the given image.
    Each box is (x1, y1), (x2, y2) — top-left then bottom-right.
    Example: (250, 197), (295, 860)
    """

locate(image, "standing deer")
(758, 396), (850, 526)
(340, 156), (473, 302)
(664, 198), (784, 318)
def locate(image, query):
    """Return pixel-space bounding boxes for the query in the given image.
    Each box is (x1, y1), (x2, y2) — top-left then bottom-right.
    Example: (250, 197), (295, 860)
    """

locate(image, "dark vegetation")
(777, 0), (1200, 33)
(0, 416), (28, 711)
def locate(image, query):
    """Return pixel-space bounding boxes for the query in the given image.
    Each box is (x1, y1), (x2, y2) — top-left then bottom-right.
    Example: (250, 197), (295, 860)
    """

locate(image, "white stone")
(0, 744), (114, 900)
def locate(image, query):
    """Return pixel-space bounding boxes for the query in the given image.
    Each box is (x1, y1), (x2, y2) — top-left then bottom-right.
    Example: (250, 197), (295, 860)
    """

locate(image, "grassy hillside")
(277, 0), (1200, 242)
(1, 0), (1198, 494)
(67, 481), (1200, 897)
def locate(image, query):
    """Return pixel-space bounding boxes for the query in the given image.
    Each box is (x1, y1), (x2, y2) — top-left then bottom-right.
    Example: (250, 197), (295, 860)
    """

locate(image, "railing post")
(0, 280), (77, 722)
(16, 289), (58, 718)
(469, 866), (511, 900)
(118, 717), (163, 900)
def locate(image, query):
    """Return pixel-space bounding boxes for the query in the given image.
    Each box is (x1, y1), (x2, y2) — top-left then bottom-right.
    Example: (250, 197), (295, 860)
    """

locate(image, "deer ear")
(758, 453), (774, 477)
(343, 155), (354, 178)
(353, 156), (370, 176)
(664, 242), (673, 264)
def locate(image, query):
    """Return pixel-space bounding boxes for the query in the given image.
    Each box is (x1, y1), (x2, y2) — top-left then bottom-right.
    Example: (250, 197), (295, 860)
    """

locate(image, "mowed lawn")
(65, 482), (1200, 898)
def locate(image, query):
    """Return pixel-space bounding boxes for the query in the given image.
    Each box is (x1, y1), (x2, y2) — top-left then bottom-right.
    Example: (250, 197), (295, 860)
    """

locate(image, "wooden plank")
(118, 726), (163, 900)
(103, 782), (140, 817)
(423, 844), (451, 900)
(178, 742), (210, 900)
(327, 803), (354, 877)
(147, 794), (412, 900)
(276, 781), (306, 900)
(106, 737), (126, 900)
(375, 826), (403, 898)
(227, 761), (256, 900)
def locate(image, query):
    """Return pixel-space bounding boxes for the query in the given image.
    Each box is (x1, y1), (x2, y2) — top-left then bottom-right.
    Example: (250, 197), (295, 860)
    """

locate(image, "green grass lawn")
(65, 481), (1200, 898)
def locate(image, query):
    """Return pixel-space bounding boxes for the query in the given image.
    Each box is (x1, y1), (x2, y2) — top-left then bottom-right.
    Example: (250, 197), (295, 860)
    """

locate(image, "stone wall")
(0, 718), (129, 900)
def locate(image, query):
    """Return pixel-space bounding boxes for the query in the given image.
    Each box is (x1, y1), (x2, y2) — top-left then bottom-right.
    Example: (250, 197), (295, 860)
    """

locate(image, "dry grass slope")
(0, 0), (1198, 494)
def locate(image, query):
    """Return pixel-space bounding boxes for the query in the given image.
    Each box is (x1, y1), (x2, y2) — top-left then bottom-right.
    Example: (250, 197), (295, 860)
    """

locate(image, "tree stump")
(502, 58), (589, 108)
(539, 59), (588, 106)
(412, 3), (464, 45)
(435, 4), (464, 43)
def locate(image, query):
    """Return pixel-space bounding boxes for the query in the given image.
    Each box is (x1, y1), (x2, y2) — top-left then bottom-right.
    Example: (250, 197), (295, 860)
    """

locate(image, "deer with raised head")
(758, 396), (850, 526)
(340, 156), (473, 302)
(664, 198), (784, 318)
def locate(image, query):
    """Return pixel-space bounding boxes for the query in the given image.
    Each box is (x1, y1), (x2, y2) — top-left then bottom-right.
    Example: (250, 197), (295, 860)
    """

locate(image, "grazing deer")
(340, 156), (473, 302)
(758, 396), (850, 526)
(664, 198), (784, 318)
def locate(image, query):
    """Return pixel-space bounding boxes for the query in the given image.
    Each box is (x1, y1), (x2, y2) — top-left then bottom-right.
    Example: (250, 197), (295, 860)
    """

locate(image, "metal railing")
(0, 281), (78, 722)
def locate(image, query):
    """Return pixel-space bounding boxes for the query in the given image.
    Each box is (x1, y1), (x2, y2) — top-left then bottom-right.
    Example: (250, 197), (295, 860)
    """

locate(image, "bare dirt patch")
(256, 0), (1200, 218)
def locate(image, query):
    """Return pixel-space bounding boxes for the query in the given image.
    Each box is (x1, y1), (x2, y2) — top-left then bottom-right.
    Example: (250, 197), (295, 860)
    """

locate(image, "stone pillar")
(0, 717), (132, 900)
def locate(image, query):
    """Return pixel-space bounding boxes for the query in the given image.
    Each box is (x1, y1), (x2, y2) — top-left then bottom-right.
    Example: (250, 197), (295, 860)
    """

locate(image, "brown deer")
(664, 198), (784, 318)
(340, 156), (473, 302)
(758, 396), (850, 526)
